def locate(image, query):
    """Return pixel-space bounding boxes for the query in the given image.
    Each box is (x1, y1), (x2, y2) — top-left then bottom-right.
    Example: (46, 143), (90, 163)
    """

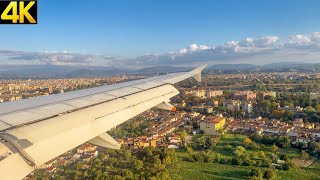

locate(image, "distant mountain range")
(206, 62), (320, 73)
(0, 62), (319, 79)
(0, 65), (191, 79)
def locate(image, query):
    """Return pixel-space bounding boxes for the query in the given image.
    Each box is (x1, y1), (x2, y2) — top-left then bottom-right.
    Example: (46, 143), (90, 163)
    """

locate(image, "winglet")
(190, 64), (207, 82)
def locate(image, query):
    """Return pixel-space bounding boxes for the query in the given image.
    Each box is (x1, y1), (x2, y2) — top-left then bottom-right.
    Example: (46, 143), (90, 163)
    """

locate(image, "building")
(232, 91), (256, 101)
(241, 102), (253, 113)
(204, 106), (213, 113)
(258, 91), (276, 99)
(200, 116), (226, 135)
(213, 100), (219, 107)
(293, 119), (304, 128)
(181, 100), (186, 107)
(77, 143), (98, 157)
(224, 100), (240, 111)
(193, 89), (206, 98)
(206, 90), (223, 98)
(185, 89), (222, 98)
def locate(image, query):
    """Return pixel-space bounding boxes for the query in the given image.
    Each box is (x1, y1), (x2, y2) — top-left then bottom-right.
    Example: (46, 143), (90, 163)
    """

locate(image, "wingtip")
(199, 64), (208, 71)
(191, 64), (207, 74)
(190, 64), (207, 82)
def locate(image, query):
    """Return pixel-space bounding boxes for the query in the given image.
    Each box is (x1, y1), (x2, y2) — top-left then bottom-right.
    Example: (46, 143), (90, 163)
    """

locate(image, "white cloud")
(285, 32), (320, 50)
(130, 32), (320, 66)
(178, 48), (188, 54)
(0, 50), (114, 66)
(1, 32), (320, 67)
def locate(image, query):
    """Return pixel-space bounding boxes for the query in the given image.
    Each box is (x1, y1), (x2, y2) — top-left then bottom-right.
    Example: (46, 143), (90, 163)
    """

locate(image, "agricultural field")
(168, 157), (320, 180)
(215, 133), (301, 158)
(169, 133), (320, 179)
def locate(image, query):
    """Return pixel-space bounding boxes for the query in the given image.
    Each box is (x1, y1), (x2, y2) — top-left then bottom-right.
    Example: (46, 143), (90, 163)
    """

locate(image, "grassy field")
(168, 151), (320, 180)
(215, 133), (300, 158)
(168, 133), (319, 179)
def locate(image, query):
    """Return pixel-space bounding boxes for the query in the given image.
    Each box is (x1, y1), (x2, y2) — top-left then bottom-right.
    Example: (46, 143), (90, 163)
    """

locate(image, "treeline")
(249, 134), (291, 148)
(249, 133), (320, 157)
(187, 134), (296, 171)
(186, 146), (294, 171)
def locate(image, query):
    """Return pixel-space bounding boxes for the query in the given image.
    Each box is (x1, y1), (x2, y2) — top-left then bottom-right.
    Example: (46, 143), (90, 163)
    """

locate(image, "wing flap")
(88, 133), (121, 149)
(3, 85), (178, 166)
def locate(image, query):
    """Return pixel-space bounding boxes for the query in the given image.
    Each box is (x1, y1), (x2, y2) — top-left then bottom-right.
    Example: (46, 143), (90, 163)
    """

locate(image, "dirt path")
(292, 157), (318, 168)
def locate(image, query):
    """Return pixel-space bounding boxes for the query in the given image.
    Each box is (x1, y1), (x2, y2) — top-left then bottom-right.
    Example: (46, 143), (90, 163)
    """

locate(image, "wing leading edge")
(0, 65), (206, 179)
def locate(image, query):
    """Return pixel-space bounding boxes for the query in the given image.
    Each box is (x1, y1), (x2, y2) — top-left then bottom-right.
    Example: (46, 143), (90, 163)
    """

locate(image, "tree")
(264, 168), (276, 180)
(123, 149), (132, 159)
(309, 142), (320, 156)
(133, 160), (144, 171)
(234, 146), (247, 157)
(315, 103), (320, 111)
(248, 142), (259, 149)
(277, 136), (291, 148)
(179, 130), (187, 141)
(186, 146), (193, 153)
(279, 154), (289, 161)
(224, 145), (232, 152)
(144, 146), (154, 157)
(301, 150), (309, 160)
(208, 137), (218, 149)
(249, 168), (262, 179)
(306, 106), (315, 112)
(231, 157), (242, 165)
(153, 158), (165, 172)
(257, 151), (266, 159)
(123, 170), (133, 178)
(271, 143), (279, 154)
(243, 138), (253, 148)
(282, 161), (295, 171)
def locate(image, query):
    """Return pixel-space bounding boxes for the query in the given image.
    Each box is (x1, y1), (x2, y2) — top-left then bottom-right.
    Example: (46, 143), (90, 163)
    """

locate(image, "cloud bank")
(1, 32), (320, 67)
(129, 32), (320, 66)
(0, 50), (117, 66)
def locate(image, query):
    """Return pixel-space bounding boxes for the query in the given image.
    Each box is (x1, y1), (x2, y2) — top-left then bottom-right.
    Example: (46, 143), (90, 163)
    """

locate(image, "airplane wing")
(0, 65), (206, 179)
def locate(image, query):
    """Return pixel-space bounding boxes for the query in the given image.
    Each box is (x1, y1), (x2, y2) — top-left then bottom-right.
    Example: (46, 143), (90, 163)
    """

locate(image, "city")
(2, 70), (317, 179)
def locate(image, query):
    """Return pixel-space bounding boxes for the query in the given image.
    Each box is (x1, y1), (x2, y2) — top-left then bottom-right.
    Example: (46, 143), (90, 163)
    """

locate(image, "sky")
(1, 0), (320, 68)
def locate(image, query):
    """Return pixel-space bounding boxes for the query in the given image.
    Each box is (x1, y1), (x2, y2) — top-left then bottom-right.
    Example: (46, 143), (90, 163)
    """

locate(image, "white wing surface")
(0, 65), (206, 179)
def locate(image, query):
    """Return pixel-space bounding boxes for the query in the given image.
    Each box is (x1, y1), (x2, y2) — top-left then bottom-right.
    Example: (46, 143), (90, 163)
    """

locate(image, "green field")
(215, 133), (300, 158)
(168, 151), (320, 180)
(168, 133), (319, 179)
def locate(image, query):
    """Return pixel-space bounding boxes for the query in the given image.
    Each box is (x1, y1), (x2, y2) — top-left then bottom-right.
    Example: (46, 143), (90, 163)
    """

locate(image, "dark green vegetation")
(32, 133), (319, 180)
(249, 133), (320, 157)
(188, 134), (298, 170)
(168, 160), (320, 180)
(168, 133), (320, 180)
(108, 115), (153, 138)
(32, 147), (177, 180)
(253, 92), (320, 123)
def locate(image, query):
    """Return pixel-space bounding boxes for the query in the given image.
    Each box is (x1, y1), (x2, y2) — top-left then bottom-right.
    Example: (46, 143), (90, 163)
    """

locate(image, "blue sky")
(1, 0), (320, 67)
